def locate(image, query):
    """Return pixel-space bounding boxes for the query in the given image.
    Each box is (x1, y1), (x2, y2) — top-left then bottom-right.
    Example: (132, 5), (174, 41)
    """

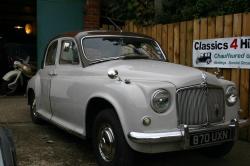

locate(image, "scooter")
(0, 56), (36, 95)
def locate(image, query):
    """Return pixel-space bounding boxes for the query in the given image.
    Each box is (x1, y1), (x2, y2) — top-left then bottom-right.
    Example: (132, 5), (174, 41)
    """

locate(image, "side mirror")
(107, 69), (118, 79)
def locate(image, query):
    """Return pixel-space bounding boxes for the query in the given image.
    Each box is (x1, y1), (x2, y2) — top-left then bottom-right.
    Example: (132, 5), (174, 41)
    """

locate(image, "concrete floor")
(0, 96), (250, 166)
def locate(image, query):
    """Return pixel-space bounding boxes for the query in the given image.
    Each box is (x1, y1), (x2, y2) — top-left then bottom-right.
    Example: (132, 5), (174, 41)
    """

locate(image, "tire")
(29, 92), (43, 124)
(199, 142), (234, 158)
(206, 59), (212, 64)
(92, 109), (135, 166)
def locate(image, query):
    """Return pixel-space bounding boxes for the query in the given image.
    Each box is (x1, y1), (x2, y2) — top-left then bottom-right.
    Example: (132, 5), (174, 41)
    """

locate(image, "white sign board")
(193, 36), (250, 69)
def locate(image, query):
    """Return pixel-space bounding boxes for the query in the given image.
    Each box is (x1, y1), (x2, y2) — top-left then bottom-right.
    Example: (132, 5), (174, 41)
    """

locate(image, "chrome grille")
(176, 86), (224, 125)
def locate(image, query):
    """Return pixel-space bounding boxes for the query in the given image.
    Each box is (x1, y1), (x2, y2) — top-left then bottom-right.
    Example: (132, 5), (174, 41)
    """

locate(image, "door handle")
(48, 71), (57, 76)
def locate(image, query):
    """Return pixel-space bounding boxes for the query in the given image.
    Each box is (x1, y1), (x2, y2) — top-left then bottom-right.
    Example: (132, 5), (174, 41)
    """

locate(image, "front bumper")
(128, 119), (249, 149)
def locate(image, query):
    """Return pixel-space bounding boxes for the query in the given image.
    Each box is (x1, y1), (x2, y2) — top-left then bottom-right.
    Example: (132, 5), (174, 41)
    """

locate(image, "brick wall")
(84, 0), (100, 30)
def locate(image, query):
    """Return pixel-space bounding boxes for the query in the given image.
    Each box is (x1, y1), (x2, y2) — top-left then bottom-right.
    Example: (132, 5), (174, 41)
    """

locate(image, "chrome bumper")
(128, 119), (249, 146)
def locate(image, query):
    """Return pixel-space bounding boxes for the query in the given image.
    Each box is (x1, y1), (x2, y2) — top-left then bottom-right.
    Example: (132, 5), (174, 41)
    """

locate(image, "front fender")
(85, 81), (148, 135)
(3, 70), (23, 87)
(2, 70), (20, 81)
(85, 80), (178, 152)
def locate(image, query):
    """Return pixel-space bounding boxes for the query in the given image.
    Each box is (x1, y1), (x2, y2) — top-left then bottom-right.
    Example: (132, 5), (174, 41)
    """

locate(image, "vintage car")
(196, 52), (212, 64)
(27, 31), (249, 166)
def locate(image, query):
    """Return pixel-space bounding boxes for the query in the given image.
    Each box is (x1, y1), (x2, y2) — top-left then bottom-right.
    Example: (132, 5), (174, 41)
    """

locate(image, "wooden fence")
(102, 13), (250, 140)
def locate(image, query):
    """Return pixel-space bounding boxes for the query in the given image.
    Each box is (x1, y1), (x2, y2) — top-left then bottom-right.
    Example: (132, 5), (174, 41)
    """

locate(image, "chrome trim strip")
(35, 111), (86, 140)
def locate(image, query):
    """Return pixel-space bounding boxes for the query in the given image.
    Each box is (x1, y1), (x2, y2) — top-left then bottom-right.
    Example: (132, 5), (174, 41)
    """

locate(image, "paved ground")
(0, 96), (250, 166)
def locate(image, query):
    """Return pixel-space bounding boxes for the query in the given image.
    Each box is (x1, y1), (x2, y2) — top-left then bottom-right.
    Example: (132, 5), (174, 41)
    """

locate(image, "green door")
(37, 0), (84, 68)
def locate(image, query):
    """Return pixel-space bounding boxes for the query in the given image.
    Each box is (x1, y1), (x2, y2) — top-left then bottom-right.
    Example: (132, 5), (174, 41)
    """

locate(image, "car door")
(50, 38), (84, 134)
(37, 40), (58, 120)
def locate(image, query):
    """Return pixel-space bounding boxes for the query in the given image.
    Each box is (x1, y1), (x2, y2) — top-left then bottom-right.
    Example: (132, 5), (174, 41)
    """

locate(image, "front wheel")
(199, 142), (234, 158)
(92, 109), (135, 166)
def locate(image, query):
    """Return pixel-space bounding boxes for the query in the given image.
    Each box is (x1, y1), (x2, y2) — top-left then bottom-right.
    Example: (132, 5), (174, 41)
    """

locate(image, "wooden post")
(174, 23), (180, 64)
(161, 24), (168, 58)
(180, 21), (187, 65)
(186, 21), (193, 66)
(207, 17), (216, 74)
(231, 14), (242, 90)
(167, 24), (174, 62)
(156, 24), (162, 45)
(223, 15), (233, 80)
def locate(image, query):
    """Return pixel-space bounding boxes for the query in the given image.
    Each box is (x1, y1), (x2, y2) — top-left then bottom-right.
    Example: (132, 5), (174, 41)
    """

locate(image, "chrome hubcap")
(98, 124), (116, 162)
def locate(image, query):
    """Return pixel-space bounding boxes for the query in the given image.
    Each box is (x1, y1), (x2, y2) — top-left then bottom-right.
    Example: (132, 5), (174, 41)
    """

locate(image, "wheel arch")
(27, 88), (35, 105)
(85, 96), (122, 140)
(26, 73), (41, 105)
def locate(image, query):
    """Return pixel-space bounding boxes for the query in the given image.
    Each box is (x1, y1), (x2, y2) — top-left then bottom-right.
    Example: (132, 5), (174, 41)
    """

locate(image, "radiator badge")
(201, 72), (207, 82)
(201, 72), (208, 88)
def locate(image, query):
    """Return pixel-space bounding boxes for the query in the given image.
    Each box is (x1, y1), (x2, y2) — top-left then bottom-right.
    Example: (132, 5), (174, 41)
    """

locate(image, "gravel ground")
(0, 96), (250, 166)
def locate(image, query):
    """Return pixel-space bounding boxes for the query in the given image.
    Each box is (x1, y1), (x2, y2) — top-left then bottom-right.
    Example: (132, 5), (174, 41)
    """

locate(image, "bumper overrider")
(128, 119), (250, 149)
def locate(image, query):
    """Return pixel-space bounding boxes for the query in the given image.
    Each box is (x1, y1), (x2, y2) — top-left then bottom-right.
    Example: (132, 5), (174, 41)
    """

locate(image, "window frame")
(59, 39), (80, 66)
(80, 35), (167, 64)
(43, 39), (58, 67)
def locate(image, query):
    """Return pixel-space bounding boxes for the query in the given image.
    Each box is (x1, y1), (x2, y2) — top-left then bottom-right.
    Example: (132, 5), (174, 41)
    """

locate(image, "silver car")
(27, 31), (249, 166)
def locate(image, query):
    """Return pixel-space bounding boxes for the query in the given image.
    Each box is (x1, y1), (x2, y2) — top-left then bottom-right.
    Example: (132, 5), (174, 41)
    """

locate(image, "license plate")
(190, 128), (232, 146)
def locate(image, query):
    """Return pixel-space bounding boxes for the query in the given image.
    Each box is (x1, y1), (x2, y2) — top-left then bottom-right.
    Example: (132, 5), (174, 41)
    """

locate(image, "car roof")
(53, 30), (154, 40)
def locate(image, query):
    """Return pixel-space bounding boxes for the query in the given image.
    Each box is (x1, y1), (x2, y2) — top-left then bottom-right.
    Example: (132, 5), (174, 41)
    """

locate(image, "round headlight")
(225, 86), (238, 106)
(151, 89), (171, 113)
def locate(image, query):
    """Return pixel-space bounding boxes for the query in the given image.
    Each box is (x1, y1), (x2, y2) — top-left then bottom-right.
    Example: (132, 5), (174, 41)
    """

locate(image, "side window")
(59, 40), (79, 65)
(45, 41), (58, 66)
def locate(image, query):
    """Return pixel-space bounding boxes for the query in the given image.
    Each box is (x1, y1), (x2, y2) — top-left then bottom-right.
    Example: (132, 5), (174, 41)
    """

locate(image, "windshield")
(81, 37), (166, 62)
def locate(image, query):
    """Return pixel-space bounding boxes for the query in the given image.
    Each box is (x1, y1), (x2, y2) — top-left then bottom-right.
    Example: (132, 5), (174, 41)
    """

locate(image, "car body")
(27, 31), (249, 166)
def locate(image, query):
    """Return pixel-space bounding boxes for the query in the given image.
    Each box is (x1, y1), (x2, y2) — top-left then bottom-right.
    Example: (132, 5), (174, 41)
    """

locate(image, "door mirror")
(108, 69), (118, 79)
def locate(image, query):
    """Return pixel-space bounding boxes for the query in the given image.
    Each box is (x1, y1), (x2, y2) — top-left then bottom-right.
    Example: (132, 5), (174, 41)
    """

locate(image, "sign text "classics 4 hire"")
(193, 37), (250, 69)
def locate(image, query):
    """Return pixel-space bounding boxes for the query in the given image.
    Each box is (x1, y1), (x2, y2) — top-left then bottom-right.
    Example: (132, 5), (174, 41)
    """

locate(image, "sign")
(193, 36), (250, 69)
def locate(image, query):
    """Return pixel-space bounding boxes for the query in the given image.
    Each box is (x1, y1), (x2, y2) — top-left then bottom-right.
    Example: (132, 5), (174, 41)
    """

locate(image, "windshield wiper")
(90, 54), (150, 65)
(90, 57), (120, 65)
(119, 53), (149, 60)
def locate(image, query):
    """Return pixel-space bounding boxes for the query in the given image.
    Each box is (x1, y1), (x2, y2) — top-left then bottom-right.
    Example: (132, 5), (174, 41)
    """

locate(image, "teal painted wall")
(37, 0), (84, 68)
